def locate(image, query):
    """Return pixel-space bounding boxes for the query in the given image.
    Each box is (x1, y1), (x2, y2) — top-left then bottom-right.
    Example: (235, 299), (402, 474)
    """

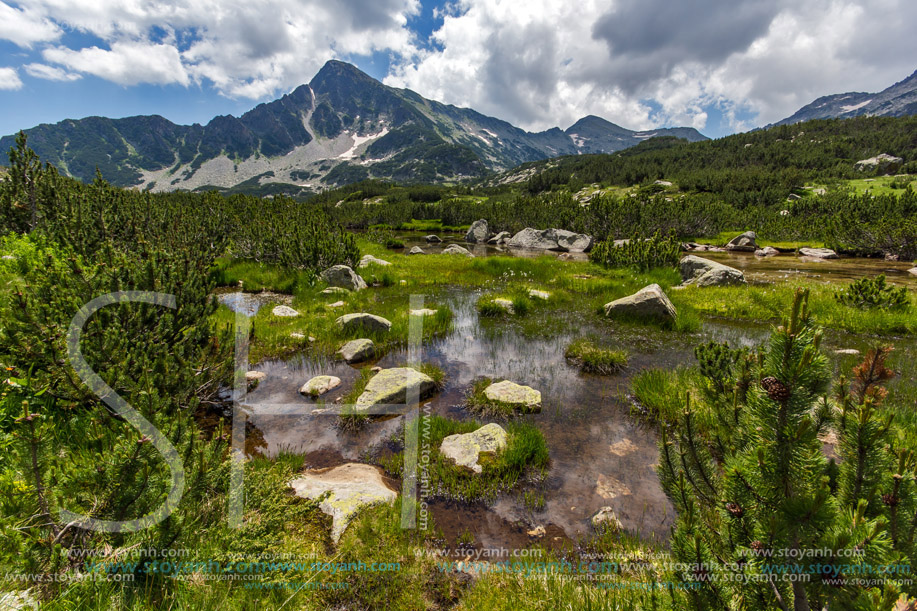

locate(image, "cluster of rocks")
(464, 219), (592, 253)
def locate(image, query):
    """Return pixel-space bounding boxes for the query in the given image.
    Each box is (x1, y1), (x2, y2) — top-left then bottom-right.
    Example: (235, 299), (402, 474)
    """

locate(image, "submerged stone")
(290, 463), (397, 543)
(425, 235), (442, 243)
(354, 367), (437, 412)
(440, 423), (508, 474)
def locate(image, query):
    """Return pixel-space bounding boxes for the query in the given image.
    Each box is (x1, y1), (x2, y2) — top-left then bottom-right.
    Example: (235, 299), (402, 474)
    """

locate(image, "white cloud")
(23, 62), (81, 81)
(387, 0), (917, 133)
(43, 41), (190, 86)
(0, 66), (23, 90)
(8, 0), (420, 99)
(0, 2), (61, 48)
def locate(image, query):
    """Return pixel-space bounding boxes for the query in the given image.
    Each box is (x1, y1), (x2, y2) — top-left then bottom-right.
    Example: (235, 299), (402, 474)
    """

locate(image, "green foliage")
(379, 415), (548, 503)
(590, 231), (683, 271)
(564, 338), (628, 374)
(834, 274), (910, 310)
(656, 290), (907, 610)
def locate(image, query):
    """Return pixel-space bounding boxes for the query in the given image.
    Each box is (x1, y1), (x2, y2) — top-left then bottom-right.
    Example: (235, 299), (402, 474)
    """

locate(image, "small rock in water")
(272, 305), (300, 317)
(755, 246), (780, 257)
(591, 507), (623, 533)
(798, 247), (838, 259)
(907, 267), (917, 277)
(484, 380), (542, 411)
(442, 244), (474, 257)
(300, 375), (342, 397)
(465, 219), (490, 244)
(528, 289), (550, 300)
(408, 246), (426, 255)
(290, 464), (397, 543)
(725, 231), (758, 252)
(245, 371), (266, 382)
(354, 367), (437, 413)
(336, 339), (375, 364)
(425, 235), (442, 243)
(439, 423), (508, 474)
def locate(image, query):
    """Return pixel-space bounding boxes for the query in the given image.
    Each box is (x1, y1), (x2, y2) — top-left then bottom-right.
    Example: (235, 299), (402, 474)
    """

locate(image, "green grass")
(210, 257), (314, 293)
(630, 367), (699, 426)
(683, 230), (826, 250)
(842, 174), (915, 197)
(379, 415), (549, 503)
(676, 282), (917, 335)
(565, 338), (628, 374)
(338, 366), (374, 431)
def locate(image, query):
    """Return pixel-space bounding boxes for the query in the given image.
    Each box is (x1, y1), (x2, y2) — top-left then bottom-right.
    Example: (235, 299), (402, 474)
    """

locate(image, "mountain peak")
(310, 60), (377, 91)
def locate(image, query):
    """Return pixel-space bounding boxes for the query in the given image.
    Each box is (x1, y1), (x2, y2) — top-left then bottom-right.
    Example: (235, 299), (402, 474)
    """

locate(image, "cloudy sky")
(0, 0), (915, 139)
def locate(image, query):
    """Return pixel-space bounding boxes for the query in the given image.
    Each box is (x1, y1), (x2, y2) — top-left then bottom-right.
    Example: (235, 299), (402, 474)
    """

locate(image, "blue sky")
(1, 0), (915, 140)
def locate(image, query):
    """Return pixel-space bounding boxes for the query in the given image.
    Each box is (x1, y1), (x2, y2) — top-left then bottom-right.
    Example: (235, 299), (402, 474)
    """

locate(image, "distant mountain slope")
(0, 60), (707, 192)
(774, 69), (917, 126)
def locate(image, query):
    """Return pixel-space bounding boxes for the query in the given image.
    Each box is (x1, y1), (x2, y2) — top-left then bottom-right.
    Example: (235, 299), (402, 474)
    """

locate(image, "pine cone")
(749, 540), (765, 554)
(761, 376), (790, 401)
(726, 502), (744, 517)
(882, 493), (900, 507)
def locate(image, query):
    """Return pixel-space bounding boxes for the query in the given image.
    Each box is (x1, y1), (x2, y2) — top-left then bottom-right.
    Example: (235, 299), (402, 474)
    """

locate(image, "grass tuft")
(565, 338), (628, 374)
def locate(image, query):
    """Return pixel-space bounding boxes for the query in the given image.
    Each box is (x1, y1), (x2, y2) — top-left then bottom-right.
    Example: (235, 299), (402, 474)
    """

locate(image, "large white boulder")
(465, 219), (490, 243)
(679, 255), (746, 287)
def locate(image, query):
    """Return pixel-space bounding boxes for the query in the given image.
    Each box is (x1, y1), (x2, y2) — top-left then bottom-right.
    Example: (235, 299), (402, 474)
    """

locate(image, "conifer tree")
(659, 289), (903, 610)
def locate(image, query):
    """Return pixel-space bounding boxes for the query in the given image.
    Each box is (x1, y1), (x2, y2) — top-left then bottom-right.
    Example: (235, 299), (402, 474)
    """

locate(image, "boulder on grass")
(798, 247), (838, 259)
(465, 219), (490, 243)
(855, 153), (903, 174)
(354, 367), (437, 412)
(271, 305), (300, 317)
(320, 265), (367, 291)
(335, 313), (392, 334)
(603, 284), (677, 322)
(290, 464), (396, 543)
(725, 231), (758, 252)
(300, 375), (341, 397)
(358, 255), (391, 268)
(336, 339), (375, 363)
(679, 255), (746, 287)
(440, 423), (508, 474)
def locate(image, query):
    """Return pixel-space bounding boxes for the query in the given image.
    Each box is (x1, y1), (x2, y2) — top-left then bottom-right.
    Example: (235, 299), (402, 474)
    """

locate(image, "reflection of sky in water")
(229, 252), (917, 548)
